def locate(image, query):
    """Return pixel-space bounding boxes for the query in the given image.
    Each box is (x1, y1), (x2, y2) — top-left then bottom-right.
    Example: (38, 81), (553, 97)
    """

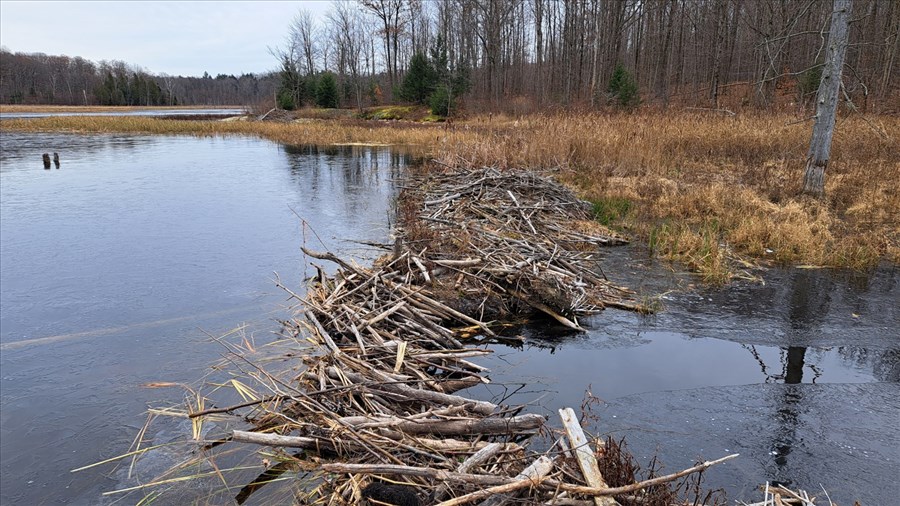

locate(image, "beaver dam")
(106, 166), (830, 506)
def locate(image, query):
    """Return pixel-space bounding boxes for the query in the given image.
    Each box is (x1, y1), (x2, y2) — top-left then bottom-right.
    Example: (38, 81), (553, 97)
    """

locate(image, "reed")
(6, 110), (897, 280)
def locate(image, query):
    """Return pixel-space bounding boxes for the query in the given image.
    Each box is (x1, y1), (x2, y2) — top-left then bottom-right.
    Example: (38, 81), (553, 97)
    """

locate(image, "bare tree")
(803, 0), (853, 198)
(290, 10), (320, 76)
(329, 0), (368, 110)
(360, 0), (407, 91)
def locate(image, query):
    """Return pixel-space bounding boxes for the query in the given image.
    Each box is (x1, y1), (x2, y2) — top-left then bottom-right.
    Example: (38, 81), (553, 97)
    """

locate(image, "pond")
(0, 131), (896, 505)
(0, 108), (246, 119)
(478, 255), (899, 506)
(0, 132), (404, 504)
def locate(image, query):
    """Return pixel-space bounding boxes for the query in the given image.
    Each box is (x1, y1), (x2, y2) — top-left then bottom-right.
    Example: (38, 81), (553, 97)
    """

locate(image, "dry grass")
(5, 110), (898, 281)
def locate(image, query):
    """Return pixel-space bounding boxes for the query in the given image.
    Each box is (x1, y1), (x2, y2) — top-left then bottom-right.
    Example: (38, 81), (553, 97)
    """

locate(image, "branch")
(321, 454), (740, 497)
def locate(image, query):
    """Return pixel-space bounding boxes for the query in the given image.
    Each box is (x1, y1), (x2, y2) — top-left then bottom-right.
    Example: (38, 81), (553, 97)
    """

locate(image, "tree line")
(275, 0), (897, 112)
(0, 49), (277, 106)
(3, 1), (896, 112)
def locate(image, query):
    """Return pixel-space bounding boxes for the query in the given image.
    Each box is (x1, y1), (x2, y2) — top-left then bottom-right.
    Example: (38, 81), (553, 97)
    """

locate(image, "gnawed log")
(558, 408), (618, 506)
(473, 455), (554, 506)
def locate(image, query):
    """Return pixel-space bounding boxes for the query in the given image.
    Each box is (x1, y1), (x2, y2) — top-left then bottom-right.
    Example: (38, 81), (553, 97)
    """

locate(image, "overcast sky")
(0, 1), (331, 77)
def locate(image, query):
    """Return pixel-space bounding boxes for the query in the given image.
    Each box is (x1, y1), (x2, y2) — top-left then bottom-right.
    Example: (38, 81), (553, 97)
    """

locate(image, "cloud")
(0, 1), (331, 76)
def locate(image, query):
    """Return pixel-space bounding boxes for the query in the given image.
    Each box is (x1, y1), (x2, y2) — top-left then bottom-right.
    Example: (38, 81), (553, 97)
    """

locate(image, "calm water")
(478, 254), (899, 506)
(0, 131), (897, 505)
(0, 108), (246, 119)
(0, 132), (404, 504)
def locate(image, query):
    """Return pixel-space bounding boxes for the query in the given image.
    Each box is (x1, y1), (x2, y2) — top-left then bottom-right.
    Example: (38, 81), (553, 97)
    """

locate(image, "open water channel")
(0, 131), (897, 505)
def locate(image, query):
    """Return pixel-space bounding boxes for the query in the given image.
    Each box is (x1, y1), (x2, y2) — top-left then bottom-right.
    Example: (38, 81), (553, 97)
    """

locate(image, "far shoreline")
(0, 104), (245, 114)
(4, 109), (897, 281)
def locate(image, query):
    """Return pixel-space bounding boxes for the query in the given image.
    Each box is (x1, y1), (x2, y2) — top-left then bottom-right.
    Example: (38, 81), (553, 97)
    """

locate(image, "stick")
(412, 256), (432, 282)
(305, 310), (342, 355)
(188, 396), (280, 418)
(326, 367), (499, 415)
(507, 289), (585, 331)
(321, 454), (740, 496)
(432, 456), (553, 506)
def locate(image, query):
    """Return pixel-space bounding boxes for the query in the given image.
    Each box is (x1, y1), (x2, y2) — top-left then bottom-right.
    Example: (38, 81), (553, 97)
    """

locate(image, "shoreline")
(3, 109), (897, 281)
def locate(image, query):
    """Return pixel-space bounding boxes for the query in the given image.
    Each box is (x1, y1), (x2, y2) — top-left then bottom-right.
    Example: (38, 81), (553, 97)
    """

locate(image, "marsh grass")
(6, 110), (898, 281)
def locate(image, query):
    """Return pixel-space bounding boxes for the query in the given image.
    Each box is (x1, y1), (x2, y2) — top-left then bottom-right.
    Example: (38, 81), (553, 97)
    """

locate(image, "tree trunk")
(803, 0), (852, 198)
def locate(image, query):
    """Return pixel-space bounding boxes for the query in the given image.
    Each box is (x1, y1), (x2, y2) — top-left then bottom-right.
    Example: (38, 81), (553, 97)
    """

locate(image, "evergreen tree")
(316, 72), (339, 108)
(400, 52), (434, 104)
(277, 56), (303, 110)
(607, 64), (640, 109)
(430, 35), (450, 85)
(429, 84), (452, 116)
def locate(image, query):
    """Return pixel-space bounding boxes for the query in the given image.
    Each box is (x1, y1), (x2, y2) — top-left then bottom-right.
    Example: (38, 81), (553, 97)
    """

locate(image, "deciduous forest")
(2, 0), (897, 112)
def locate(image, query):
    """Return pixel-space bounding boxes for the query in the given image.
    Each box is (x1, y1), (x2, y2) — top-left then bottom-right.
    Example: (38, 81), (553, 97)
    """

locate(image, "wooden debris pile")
(397, 166), (644, 330)
(181, 166), (737, 505)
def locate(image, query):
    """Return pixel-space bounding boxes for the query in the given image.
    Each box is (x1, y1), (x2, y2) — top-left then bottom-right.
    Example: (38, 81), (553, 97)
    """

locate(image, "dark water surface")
(0, 132), (404, 504)
(0, 108), (246, 119)
(1, 131), (897, 505)
(478, 254), (899, 506)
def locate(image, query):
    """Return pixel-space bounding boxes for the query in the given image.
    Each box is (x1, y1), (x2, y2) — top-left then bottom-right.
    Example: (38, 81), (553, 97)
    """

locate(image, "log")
(321, 462), (511, 486)
(474, 455), (554, 506)
(434, 442), (507, 502)
(337, 413), (546, 436)
(231, 430), (347, 453)
(326, 367), (498, 415)
(558, 408), (618, 506)
(231, 430), (503, 454)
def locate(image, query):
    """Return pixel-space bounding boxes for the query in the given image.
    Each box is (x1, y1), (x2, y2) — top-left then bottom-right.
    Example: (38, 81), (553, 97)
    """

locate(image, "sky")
(0, 1), (332, 77)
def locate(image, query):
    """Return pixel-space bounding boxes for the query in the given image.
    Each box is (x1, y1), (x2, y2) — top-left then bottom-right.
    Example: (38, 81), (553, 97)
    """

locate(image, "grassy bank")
(5, 111), (897, 281)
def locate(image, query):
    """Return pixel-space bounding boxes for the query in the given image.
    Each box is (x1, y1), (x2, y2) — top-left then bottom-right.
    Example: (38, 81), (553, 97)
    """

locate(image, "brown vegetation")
(5, 109), (898, 281)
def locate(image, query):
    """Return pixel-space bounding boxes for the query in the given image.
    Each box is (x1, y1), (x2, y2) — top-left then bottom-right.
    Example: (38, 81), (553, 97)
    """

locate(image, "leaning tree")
(802, 0), (852, 198)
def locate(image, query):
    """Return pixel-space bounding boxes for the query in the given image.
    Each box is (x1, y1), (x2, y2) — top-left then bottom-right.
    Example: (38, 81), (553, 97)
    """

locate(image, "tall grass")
(6, 110), (898, 281)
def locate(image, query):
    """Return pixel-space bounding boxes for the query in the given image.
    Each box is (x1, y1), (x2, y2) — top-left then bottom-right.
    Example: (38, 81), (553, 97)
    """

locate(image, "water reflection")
(478, 251), (897, 505)
(0, 133), (407, 505)
(282, 144), (406, 226)
(0, 131), (156, 167)
(0, 109), (245, 120)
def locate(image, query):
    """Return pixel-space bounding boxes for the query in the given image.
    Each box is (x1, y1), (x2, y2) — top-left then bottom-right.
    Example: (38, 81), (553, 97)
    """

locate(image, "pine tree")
(607, 64), (640, 109)
(400, 52), (434, 104)
(316, 72), (339, 108)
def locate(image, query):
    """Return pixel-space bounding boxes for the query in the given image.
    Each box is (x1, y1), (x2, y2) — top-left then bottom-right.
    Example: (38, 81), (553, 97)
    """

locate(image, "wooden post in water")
(53, 152), (60, 168)
(42, 153), (51, 169)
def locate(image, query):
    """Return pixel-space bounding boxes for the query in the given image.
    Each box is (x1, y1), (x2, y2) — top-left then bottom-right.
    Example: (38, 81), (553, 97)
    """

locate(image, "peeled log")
(338, 413), (546, 436)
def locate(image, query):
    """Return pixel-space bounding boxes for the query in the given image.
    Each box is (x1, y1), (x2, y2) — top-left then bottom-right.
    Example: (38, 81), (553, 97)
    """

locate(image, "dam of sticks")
(149, 167), (743, 505)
